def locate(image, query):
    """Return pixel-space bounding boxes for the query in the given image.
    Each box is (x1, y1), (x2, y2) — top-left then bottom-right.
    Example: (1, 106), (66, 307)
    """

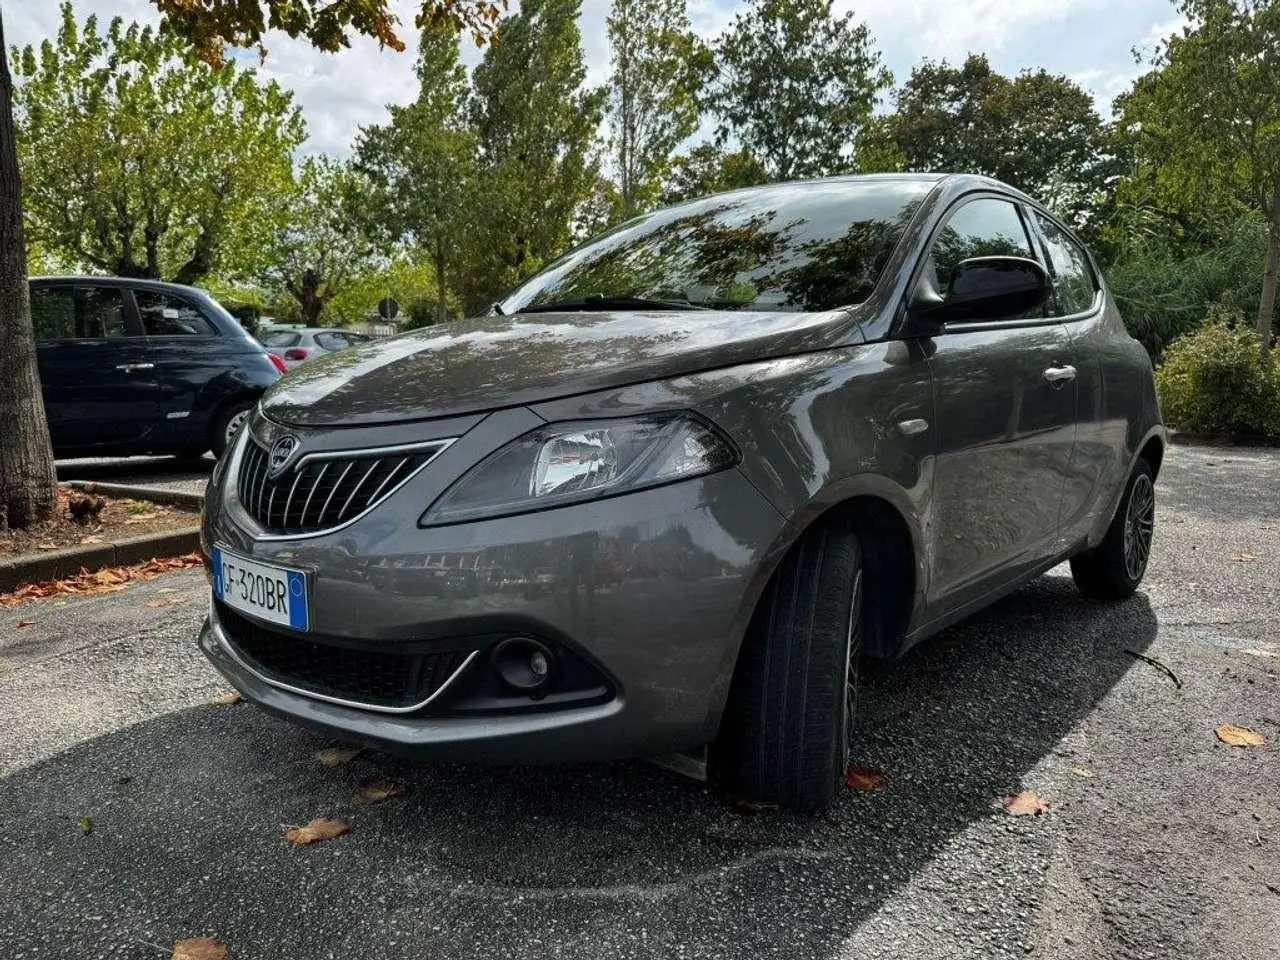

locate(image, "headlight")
(420, 413), (738, 526)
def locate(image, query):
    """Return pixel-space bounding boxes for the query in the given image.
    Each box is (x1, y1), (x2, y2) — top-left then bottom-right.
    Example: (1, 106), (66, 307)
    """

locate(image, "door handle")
(115, 363), (155, 372)
(1043, 364), (1077, 386)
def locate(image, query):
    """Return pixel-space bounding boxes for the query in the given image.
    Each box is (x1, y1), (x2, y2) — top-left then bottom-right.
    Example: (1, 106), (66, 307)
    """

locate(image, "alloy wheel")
(1122, 473), (1155, 581)
(224, 408), (250, 447)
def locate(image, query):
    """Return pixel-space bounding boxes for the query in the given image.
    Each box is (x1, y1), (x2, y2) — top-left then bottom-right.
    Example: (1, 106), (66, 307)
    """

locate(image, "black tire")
(717, 516), (864, 813)
(1070, 458), (1156, 600)
(211, 400), (254, 459)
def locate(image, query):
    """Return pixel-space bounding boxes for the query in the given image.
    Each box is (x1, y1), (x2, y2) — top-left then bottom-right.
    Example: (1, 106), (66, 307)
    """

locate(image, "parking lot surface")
(3, 443), (1277, 959)
(56, 456), (213, 497)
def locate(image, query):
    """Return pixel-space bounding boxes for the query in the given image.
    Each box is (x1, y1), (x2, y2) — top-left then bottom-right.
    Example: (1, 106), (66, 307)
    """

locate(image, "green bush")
(1107, 217), (1268, 360)
(403, 297), (453, 331)
(1155, 317), (1280, 437)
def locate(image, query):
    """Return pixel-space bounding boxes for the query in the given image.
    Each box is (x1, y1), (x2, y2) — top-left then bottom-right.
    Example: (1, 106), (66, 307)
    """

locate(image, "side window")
(314, 332), (349, 351)
(1033, 212), (1098, 316)
(30, 286), (128, 340)
(134, 291), (217, 336)
(928, 199), (1036, 295)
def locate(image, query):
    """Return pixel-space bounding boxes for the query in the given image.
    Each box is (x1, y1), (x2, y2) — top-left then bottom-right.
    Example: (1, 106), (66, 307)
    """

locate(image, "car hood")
(260, 309), (861, 427)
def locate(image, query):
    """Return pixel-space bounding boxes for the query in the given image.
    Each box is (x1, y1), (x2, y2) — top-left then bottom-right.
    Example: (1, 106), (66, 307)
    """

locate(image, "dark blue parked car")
(31, 276), (285, 460)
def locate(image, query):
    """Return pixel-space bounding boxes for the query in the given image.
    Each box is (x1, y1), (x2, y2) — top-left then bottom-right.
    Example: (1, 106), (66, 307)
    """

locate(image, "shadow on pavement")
(56, 456), (213, 484)
(0, 574), (1157, 958)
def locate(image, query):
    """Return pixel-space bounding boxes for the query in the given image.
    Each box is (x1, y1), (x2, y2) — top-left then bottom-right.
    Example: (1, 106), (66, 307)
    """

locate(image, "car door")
(131, 287), (228, 433)
(31, 283), (158, 453)
(921, 196), (1078, 614)
(1026, 207), (1107, 540)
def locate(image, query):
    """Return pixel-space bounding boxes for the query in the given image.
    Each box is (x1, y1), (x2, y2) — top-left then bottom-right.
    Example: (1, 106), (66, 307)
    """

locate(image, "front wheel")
(717, 516), (864, 813)
(1070, 459), (1156, 600)
(211, 400), (254, 459)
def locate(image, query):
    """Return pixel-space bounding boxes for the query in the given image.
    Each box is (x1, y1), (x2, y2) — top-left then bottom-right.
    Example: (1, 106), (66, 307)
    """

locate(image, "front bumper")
(199, 420), (787, 763)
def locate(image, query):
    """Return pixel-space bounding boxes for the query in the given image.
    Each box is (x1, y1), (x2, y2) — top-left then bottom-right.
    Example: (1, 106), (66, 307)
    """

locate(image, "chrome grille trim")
(233, 437), (455, 540)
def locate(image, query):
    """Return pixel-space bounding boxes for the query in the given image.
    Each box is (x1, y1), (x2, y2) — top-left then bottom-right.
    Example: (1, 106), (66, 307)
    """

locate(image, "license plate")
(211, 546), (308, 631)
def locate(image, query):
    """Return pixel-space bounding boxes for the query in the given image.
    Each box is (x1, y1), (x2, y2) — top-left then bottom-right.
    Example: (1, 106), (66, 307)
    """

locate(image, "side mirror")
(906, 256), (1050, 334)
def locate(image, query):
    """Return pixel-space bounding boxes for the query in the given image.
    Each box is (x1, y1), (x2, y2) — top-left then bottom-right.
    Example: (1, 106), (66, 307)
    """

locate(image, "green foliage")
(712, 0), (891, 180)
(265, 156), (379, 325)
(1108, 218), (1269, 359)
(404, 296), (454, 330)
(606, 0), (711, 216)
(1155, 316), (1280, 436)
(327, 257), (439, 325)
(12, 3), (304, 284)
(1120, 0), (1280, 347)
(861, 54), (1115, 229)
(465, 0), (605, 308)
(355, 21), (476, 325)
(662, 145), (770, 204)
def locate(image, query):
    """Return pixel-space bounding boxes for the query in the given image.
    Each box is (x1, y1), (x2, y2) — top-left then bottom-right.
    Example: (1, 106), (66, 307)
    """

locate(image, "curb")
(0, 527), (202, 594)
(60, 480), (205, 510)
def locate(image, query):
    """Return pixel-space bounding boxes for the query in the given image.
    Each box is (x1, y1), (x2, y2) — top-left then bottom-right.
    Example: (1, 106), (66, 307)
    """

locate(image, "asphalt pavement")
(2, 443), (1277, 959)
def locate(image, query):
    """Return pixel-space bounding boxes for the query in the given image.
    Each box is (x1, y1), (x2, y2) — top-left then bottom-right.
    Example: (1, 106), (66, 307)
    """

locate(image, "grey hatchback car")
(199, 174), (1165, 812)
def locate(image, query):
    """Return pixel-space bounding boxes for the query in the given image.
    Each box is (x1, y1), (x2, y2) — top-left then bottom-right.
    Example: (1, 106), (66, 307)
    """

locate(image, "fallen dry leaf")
(727, 795), (777, 816)
(15, 619), (35, 628)
(1003, 791), (1051, 816)
(79, 816), (93, 835)
(284, 817), (349, 845)
(146, 596), (191, 608)
(0, 553), (203, 608)
(845, 765), (886, 791)
(356, 779), (407, 805)
(1216, 723), (1266, 747)
(1230, 552), (1257, 563)
(316, 746), (362, 768)
(1071, 766), (1096, 779)
(212, 690), (242, 707)
(36, 541), (57, 550)
(172, 936), (230, 960)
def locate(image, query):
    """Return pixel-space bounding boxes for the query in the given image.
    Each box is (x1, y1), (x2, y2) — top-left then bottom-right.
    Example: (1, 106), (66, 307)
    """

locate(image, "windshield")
(500, 179), (934, 315)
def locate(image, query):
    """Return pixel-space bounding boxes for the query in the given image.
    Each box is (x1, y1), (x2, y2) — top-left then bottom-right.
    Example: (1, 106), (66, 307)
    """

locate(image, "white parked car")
(258, 327), (372, 369)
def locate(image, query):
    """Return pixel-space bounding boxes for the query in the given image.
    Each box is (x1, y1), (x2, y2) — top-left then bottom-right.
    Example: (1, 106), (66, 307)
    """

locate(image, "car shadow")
(55, 455), (213, 484)
(0, 572), (1157, 958)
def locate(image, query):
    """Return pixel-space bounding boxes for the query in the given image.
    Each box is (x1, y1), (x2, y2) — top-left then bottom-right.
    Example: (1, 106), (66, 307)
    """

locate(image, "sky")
(5, 0), (1187, 158)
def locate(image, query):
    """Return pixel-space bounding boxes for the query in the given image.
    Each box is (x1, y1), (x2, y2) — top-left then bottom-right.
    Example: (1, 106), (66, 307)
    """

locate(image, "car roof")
(697, 171), (1035, 206)
(30, 275), (218, 298)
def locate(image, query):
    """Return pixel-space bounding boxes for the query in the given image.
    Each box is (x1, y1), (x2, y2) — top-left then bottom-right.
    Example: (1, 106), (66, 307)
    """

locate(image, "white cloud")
(5, 0), (1181, 155)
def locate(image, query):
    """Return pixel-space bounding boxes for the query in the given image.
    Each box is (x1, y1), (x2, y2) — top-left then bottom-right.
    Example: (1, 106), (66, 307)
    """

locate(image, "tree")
(466, 0), (605, 307)
(711, 0), (891, 181)
(1119, 0), (1280, 351)
(861, 55), (1115, 229)
(0, 8), (56, 530)
(0, 0), (498, 530)
(661, 144), (770, 204)
(12, 4), (303, 285)
(356, 22), (477, 324)
(267, 157), (379, 326)
(606, 0), (710, 217)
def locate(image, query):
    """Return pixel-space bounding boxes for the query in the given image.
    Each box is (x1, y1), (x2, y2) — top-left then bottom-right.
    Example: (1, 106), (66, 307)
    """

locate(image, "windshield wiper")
(517, 293), (712, 314)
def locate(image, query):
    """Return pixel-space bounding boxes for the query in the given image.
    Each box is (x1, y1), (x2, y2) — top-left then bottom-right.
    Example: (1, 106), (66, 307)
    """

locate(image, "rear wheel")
(1070, 459), (1155, 600)
(211, 400), (254, 459)
(717, 516), (864, 813)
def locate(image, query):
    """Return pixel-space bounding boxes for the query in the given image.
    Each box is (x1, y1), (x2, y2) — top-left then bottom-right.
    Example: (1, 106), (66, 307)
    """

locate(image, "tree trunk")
(296, 269), (324, 325)
(1258, 178), (1280, 355)
(435, 240), (447, 324)
(0, 14), (58, 531)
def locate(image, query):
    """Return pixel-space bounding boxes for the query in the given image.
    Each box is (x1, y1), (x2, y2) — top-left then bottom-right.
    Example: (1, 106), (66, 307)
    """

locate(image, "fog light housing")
(492, 637), (554, 693)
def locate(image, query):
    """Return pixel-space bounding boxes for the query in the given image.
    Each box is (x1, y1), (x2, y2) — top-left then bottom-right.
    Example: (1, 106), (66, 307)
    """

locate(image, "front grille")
(237, 439), (446, 535)
(216, 603), (472, 710)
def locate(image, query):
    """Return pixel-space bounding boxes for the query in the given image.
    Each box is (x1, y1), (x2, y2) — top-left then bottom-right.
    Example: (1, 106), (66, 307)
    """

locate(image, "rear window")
(260, 330), (301, 347)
